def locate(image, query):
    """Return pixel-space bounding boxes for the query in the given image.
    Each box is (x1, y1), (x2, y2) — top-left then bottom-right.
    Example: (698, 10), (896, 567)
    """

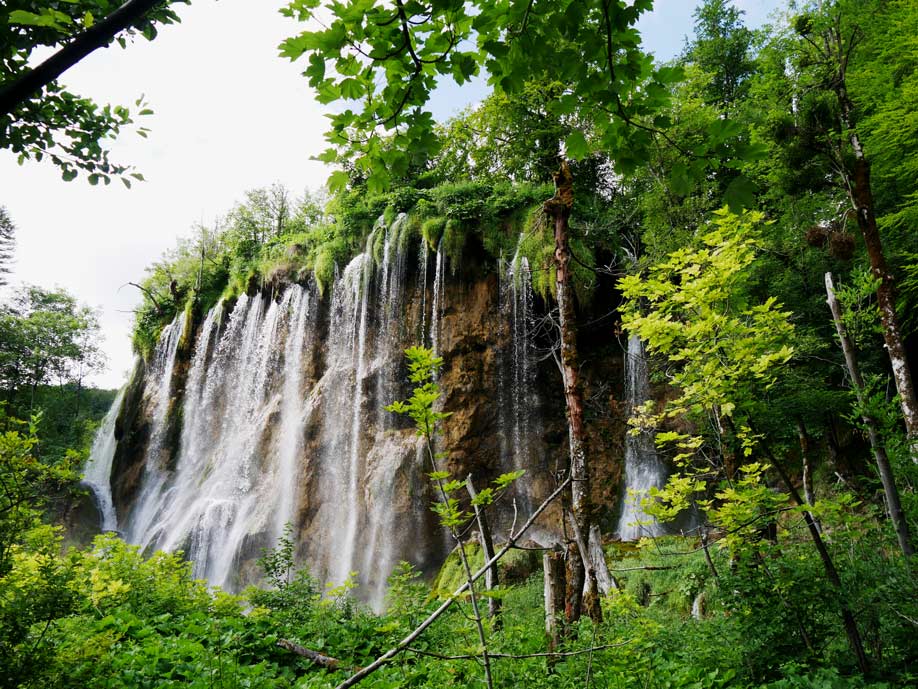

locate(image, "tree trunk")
(567, 511), (602, 623)
(797, 418), (821, 533)
(762, 440), (870, 675)
(588, 525), (616, 594)
(277, 640), (341, 669)
(466, 474), (501, 627)
(797, 419), (815, 506)
(826, 272), (913, 557)
(543, 545), (566, 665)
(835, 85), (918, 464)
(544, 160), (591, 621)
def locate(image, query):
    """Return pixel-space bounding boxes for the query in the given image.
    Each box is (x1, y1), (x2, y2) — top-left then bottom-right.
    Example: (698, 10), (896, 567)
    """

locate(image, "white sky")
(0, 0), (781, 389)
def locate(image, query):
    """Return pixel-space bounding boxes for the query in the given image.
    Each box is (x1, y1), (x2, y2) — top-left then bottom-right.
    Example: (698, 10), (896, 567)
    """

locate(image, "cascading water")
(125, 288), (318, 587)
(617, 333), (667, 540)
(124, 316), (186, 546)
(429, 239), (445, 356)
(498, 245), (542, 510)
(82, 383), (129, 532)
(106, 215), (549, 609)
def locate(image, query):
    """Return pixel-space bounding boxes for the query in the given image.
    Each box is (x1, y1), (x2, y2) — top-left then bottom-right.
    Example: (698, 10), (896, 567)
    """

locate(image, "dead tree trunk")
(544, 160), (591, 621)
(277, 640), (341, 669)
(466, 474), (501, 627)
(567, 511), (602, 623)
(588, 525), (616, 594)
(826, 272), (913, 557)
(543, 545), (566, 666)
(797, 418), (821, 533)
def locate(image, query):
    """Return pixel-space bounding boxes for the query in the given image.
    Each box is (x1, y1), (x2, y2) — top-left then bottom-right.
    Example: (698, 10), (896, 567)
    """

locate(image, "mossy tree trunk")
(544, 161), (596, 623)
(816, 15), (918, 464)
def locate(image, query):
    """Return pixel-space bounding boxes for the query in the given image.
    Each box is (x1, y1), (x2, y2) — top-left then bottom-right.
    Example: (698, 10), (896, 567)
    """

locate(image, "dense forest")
(1, 0), (917, 688)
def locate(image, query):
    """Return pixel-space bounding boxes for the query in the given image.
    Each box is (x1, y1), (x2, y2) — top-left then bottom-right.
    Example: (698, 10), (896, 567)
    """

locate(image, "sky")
(0, 0), (783, 389)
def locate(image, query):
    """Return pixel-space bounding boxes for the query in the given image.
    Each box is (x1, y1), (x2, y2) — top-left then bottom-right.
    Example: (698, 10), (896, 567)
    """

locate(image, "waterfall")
(430, 240), (444, 356)
(498, 245), (541, 510)
(273, 287), (314, 543)
(617, 334), (667, 540)
(124, 315), (187, 547)
(82, 383), (129, 532)
(109, 217), (457, 607)
(417, 236), (429, 342)
(125, 288), (317, 587)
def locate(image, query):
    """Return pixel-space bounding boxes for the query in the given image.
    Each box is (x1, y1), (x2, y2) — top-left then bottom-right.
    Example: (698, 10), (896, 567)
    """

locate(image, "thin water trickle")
(430, 240), (444, 357)
(498, 245), (542, 511)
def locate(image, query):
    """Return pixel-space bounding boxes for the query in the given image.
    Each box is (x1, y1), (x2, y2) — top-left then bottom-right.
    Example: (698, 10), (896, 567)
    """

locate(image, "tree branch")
(333, 476), (572, 689)
(1, 0), (174, 117)
(276, 639), (342, 670)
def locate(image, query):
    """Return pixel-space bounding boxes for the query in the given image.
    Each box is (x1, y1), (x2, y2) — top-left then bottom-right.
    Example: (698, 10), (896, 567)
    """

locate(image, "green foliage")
(258, 523), (296, 590)
(621, 208), (794, 441)
(281, 0), (755, 201)
(1, 0), (189, 183)
(0, 284), (105, 396)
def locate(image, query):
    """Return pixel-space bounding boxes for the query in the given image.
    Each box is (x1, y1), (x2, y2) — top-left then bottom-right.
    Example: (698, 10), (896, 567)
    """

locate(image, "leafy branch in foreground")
(619, 207), (871, 674)
(1, 0), (189, 183)
(385, 345), (527, 689)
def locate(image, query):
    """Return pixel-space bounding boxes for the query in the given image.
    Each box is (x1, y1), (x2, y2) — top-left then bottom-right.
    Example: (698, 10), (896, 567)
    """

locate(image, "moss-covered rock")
(429, 540), (542, 599)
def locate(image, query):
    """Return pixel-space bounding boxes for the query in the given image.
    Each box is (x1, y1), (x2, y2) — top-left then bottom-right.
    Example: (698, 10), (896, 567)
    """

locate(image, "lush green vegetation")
(128, 178), (572, 358)
(2, 0), (918, 687)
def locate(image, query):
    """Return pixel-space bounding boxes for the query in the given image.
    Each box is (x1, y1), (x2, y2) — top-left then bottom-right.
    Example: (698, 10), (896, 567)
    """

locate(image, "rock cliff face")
(89, 218), (628, 608)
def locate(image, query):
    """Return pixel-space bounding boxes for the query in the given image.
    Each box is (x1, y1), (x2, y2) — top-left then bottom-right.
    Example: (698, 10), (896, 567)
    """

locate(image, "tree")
(0, 206), (14, 286)
(280, 0), (704, 192)
(684, 0), (755, 113)
(781, 0), (918, 462)
(0, 286), (104, 409)
(1, 0), (189, 184)
(280, 0), (763, 621)
(620, 207), (870, 674)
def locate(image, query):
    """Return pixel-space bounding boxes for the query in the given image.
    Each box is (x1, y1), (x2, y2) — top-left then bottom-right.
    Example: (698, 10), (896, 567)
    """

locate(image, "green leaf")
(723, 175), (757, 212)
(564, 130), (590, 160)
(669, 162), (692, 196)
(327, 170), (349, 193)
(9, 9), (69, 28)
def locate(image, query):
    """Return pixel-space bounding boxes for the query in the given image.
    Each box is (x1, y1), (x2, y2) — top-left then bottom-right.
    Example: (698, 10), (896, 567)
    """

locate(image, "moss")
(429, 542), (542, 600)
(370, 225), (386, 267)
(394, 212), (418, 253)
(382, 204), (397, 228)
(441, 218), (467, 268)
(421, 216), (446, 251)
(312, 244), (337, 297)
(177, 300), (196, 354)
(129, 178), (600, 350)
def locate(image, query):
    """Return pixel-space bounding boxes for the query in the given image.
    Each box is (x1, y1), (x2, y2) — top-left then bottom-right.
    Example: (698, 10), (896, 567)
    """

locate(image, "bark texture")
(834, 79), (918, 465)
(544, 160), (592, 621)
(542, 546), (566, 659)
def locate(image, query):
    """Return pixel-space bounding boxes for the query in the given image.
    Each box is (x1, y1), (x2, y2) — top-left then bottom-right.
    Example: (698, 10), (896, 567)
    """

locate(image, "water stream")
(617, 334), (667, 540)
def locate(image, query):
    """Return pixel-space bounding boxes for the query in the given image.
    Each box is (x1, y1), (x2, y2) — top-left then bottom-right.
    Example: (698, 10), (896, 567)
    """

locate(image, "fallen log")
(277, 639), (340, 670)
